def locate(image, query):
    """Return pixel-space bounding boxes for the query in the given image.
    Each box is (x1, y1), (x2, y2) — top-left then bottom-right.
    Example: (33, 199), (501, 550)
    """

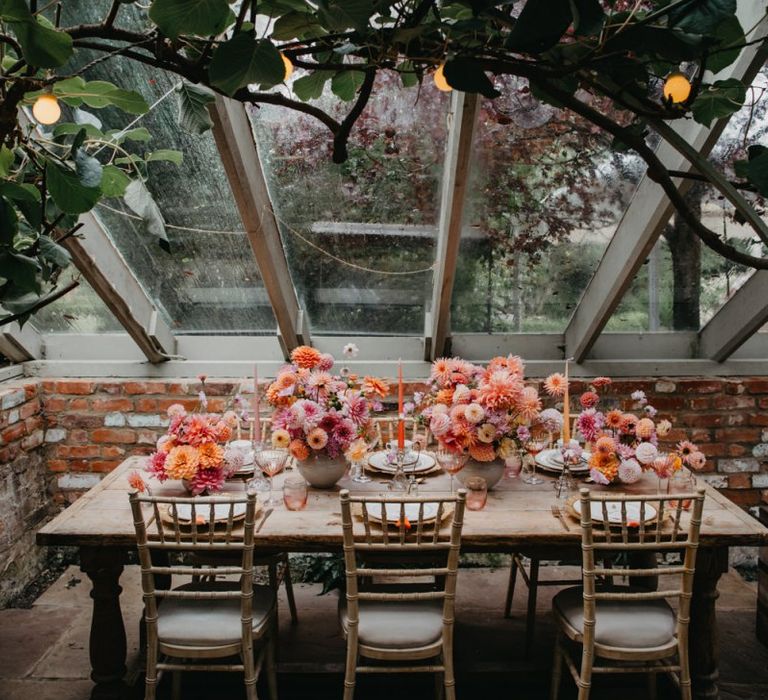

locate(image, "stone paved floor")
(1, 565), (766, 699)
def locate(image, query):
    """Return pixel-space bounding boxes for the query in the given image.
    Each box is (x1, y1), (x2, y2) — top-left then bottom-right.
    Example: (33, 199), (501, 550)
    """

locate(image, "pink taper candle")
(254, 365), (261, 443)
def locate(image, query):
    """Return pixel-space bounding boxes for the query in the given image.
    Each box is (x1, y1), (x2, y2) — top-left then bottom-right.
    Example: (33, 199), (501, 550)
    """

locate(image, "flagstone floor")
(1, 565), (766, 699)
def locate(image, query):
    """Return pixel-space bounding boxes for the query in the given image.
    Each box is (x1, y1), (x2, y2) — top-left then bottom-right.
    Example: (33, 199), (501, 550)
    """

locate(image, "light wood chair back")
(373, 416), (432, 450)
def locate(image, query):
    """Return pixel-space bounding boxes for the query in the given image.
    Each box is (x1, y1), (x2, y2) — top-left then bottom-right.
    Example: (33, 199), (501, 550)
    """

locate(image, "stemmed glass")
(435, 448), (469, 494)
(254, 448), (289, 507)
(389, 446), (421, 492)
(522, 439), (546, 485)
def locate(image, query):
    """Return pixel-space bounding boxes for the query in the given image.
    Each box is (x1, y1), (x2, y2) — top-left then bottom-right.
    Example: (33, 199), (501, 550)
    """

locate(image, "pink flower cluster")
(418, 355), (541, 461)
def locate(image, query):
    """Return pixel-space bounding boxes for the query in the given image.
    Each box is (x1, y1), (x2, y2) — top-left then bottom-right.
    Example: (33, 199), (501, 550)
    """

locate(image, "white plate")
(368, 502), (439, 524)
(536, 448), (590, 473)
(572, 499), (657, 525)
(174, 502), (248, 523)
(368, 451), (436, 474)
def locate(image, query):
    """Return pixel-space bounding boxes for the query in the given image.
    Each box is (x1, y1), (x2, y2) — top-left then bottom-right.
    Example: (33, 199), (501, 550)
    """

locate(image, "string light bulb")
(32, 93), (61, 125)
(663, 72), (692, 104)
(281, 52), (293, 81)
(433, 63), (452, 92)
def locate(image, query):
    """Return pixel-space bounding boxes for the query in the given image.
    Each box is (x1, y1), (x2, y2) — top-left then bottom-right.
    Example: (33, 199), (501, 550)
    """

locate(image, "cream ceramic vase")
(296, 453), (348, 489)
(456, 458), (506, 490)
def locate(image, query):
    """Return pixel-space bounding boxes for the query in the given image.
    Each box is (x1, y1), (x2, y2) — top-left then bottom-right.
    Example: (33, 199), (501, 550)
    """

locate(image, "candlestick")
(562, 359), (570, 444)
(237, 414), (242, 441)
(397, 360), (405, 450)
(254, 365), (261, 444)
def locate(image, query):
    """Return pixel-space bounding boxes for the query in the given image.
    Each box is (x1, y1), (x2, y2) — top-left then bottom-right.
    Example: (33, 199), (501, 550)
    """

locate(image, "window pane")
(32, 274), (123, 333)
(251, 75), (449, 335)
(452, 79), (644, 333)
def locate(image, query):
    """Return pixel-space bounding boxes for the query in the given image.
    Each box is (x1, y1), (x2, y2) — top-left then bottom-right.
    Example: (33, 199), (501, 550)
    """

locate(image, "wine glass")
(522, 439), (546, 485)
(435, 448), (468, 494)
(254, 448), (289, 507)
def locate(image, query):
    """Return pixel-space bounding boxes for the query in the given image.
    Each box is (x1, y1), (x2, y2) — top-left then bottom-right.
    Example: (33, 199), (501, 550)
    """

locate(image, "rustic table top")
(37, 456), (768, 551)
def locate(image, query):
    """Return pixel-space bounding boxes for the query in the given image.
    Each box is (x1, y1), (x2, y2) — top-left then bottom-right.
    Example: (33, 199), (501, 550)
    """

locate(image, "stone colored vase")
(296, 453), (348, 489)
(457, 458), (506, 490)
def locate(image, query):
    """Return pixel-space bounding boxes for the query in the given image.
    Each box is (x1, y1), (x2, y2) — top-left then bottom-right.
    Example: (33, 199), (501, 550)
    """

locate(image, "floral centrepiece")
(418, 355), (541, 463)
(266, 346), (385, 463)
(147, 403), (236, 495)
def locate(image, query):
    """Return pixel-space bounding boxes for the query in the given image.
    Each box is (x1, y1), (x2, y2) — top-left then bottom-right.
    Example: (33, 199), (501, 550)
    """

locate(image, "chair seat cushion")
(158, 581), (274, 647)
(339, 597), (444, 650)
(553, 586), (676, 649)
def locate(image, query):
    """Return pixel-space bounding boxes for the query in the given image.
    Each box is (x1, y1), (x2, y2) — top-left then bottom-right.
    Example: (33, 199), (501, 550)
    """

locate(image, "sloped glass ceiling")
(33, 274), (122, 333)
(57, 1), (276, 334)
(251, 74), (449, 335)
(452, 78), (645, 333)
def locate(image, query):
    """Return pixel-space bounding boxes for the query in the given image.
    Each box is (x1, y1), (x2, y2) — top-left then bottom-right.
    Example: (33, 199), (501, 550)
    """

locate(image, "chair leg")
(343, 627), (358, 700)
(266, 629), (279, 700)
(525, 557), (540, 657)
(443, 634), (456, 700)
(550, 632), (564, 700)
(145, 636), (158, 700)
(646, 671), (657, 700)
(504, 554), (520, 618)
(678, 638), (692, 700)
(576, 646), (593, 700)
(242, 640), (258, 700)
(281, 553), (298, 624)
(171, 670), (182, 700)
(434, 652), (445, 700)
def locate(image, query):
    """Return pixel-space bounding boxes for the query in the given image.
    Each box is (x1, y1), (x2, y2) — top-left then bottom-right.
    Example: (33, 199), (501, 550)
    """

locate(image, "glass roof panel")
(250, 74), (449, 335)
(452, 79), (645, 333)
(32, 274), (123, 333)
(56, 3), (276, 335)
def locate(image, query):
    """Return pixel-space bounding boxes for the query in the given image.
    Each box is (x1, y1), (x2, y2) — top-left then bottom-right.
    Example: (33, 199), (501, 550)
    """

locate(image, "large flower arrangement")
(147, 403), (236, 495)
(266, 345), (386, 462)
(562, 379), (706, 485)
(418, 355), (542, 462)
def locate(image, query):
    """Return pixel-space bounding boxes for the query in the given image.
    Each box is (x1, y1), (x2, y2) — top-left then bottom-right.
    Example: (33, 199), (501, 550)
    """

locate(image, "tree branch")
(0, 279), (80, 329)
(332, 67), (376, 163)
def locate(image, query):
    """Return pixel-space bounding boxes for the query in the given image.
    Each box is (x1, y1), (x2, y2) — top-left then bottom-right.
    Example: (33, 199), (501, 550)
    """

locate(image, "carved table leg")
(80, 546), (128, 700)
(690, 547), (729, 699)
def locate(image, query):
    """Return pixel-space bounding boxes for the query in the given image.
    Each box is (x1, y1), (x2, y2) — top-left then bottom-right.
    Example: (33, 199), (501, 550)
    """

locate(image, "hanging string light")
(32, 93), (61, 125)
(281, 52), (294, 81)
(433, 63), (452, 92)
(662, 72), (692, 104)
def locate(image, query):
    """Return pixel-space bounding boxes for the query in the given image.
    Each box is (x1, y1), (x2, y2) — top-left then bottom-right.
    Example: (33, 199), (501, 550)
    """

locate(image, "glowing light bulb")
(663, 72), (691, 104)
(433, 64), (452, 92)
(32, 93), (61, 125)
(281, 53), (293, 81)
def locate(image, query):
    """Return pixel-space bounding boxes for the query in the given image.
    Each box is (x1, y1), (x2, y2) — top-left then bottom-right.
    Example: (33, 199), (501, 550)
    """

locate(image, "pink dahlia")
(147, 451), (168, 482)
(477, 370), (523, 411)
(189, 467), (225, 495)
(317, 353), (335, 371)
(576, 409), (603, 443)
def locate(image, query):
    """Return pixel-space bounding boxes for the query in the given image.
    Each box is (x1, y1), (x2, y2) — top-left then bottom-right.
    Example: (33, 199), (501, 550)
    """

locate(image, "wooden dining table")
(37, 455), (768, 700)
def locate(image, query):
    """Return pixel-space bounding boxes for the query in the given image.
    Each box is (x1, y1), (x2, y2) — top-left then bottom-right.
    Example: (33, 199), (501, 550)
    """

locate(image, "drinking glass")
(669, 469), (696, 510)
(435, 448), (468, 494)
(254, 448), (289, 507)
(505, 452), (523, 479)
(349, 459), (372, 484)
(283, 476), (308, 511)
(465, 476), (488, 511)
(522, 439), (546, 485)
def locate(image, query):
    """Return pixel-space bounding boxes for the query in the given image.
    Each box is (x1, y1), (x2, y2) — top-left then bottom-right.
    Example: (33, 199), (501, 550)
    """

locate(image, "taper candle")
(397, 360), (405, 449)
(254, 365), (261, 444)
(562, 359), (570, 444)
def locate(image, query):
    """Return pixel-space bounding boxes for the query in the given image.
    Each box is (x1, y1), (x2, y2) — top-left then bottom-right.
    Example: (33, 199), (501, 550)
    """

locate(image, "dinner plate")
(172, 502), (248, 524)
(368, 451), (436, 474)
(536, 448), (590, 474)
(571, 499), (657, 525)
(367, 502), (440, 524)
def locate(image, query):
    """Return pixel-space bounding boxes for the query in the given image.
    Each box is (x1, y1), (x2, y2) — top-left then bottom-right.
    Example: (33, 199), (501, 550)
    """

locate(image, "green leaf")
(0, 146), (13, 177)
(529, 75), (579, 109)
(691, 78), (746, 126)
(606, 25), (707, 62)
(256, 0), (310, 16)
(52, 122), (104, 140)
(570, 0), (604, 36)
(146, 149), (184, 165)
(292, 70), (334, 101)
(0, 252), (41, 293)
(149, 0), (233, 39)
(107, 127), (152, 143)
(397, 61), (418, 88)
(46, 161), (101, 215)
(0, 196), (18, 243)
(100, 166), (131, 198)
(443, 58), (500, 98)
(176, 80), (215, 134)
(0, 0), (32, 22)
(124, 179), (169, 246)
(668, 0), (736, 35)
(507, 0), (572, 53)
(52, 77), (148, 114)
(11, 18), (73, 68)
(272, 10), (324, 40)
(38, 235), (71, 268)
(330, 70), (365, 101)
(707, 15), (745, 74)
(74, 149), (104, 188)
(737, 145), (768, 197)
(209, 34), (286, 95)
(318, 0), (373, 31)
(0, 181), (39, 203)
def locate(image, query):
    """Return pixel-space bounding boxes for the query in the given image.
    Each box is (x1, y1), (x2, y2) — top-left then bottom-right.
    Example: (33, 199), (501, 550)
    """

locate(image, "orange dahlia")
(291, 345), (322, 369)
(517, 386), (541, 422)
(543, 372), (567, 397)
(430, 358), (456, 387)
(165, 445), (201, 481)
(477, 370), (522, 411)
(594, 435), (616, 454)
(362, 376), (390, 398)
(198, 442), (224, 469)
(636, 418), (655, 440)
(307, 427), (329, 450)
(488, 354), (524, 377)
(435, 388), (454, 405)
(604, 409), (624, 430)
(469, 442), (496, 462)
(289, 439), (310, 461)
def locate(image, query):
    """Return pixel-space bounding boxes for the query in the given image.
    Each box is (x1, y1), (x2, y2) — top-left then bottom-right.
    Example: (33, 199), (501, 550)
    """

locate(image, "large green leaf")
(318, 0), (374, 31)
(0, 252), (41, 293)
(176, 80), (215, 134)
(507, 0), (572, 54)
(11, 18), (73, 68)
(735, 145), (768, 197)
(668, 0), (736, 35)
(443, 58), (500, 98)
(0, 0), (32, 22)
(571, 0), (604, 36)
(707, 15), (745, 74)
(0, 181), (39, 203)
(107, 127), (153, 143)
(52, 122), (104, 140)
(149, 0), (233, 38)
(46, 161), (101, 215)
(0, 196), (18, 243)
(691, 78), (746, 126)
(51, 77), (148, 114)
(272, 10), (324, 40)
(331, 70), (365, 101)
(146, 149), (184, 165)
(100, 166), (131, 198)
(74, 149), (103, 188)
(0, 146), (13, 177)
(38, 235), (71, 268)
(606, 25), (707, 62)
(124, 179), (169, 248)
(292, 70), (334, 101)
(209, 34), (286, 95)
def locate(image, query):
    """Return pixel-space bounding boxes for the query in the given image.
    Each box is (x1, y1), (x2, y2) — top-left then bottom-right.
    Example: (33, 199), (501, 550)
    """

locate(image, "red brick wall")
(33, 376), (768, 514)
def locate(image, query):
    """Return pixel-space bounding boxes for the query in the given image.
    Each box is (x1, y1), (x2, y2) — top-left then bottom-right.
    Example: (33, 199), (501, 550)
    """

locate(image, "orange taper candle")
(253, 365), (261, 444)
(562, 359), (570, 444)
(397, 360), (405, 449)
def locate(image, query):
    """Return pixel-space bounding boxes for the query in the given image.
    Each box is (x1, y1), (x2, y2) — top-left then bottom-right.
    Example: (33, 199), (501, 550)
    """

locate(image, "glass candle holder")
(283, 476), (308, 511)
(465, 476), (488, 511)
(669, 469), (696, 511)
